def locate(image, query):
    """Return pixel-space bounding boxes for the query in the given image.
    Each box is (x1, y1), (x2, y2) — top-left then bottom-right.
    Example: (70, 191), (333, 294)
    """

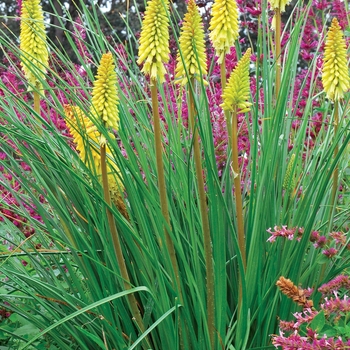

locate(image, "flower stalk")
(270, 0), (290, 99)
(63, 56), (137, 333)
(138, 0), (181, 298)
(94, 53), (144, 331)
(150, 83), (168, 226)
(220, 63), (233, 147)
(100, 144), (145, 333)
(33, 87), (41, 122)
(330, 102), (339, 210)
(230, 105), (246, 269)
(274, 8), (282, 99)
(150, 81), (180, 289)
(188, 77), (215, 348)
(270, 0), (291, 99)
(221, 49), (251, 314)
(176, 2), (214, 345)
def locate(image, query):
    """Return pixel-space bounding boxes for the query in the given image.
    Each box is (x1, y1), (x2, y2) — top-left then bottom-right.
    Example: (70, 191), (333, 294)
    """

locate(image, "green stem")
(221, 62), (232, 145)
(230, 106), (246, 317)
(231, 107), (246, 269)
(220, 61), (227, 91)
(100, 144), (145, 334)
(188, 77), (215, 349)
(275, 9), (281, 100)
(330, 102), (339, 225)
(150, 80), (181, 295)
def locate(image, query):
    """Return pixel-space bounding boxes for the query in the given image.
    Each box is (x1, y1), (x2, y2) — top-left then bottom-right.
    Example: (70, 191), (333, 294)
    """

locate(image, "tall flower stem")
(221, 62), (232, 142)
(330, 102), (339, 222)
(220, 62), (227, 91)
(230, 106), (246, 316)
(221, 49), (251, 314)
(230, 107), (246, 270)
(150, 80), (181, 296)
(34, 91), (40, 115)
(274, 8), (282, 99)
(100, 144), (145, 334)
(188, 77), (215, 348)
(33, 85), (43, 135)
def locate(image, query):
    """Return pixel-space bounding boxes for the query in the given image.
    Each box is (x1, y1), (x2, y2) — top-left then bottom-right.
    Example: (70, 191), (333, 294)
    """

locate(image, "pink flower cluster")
(267, 226), (304, 243)
(267, 227), (349, 259)
(311, 230), (349, 259)
(319, 275), (350, 296)
(273, 333), (350, 349)
(273, 274), (350, 349)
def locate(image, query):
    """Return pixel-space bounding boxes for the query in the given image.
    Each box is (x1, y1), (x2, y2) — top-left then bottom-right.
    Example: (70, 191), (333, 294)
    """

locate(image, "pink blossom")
(322, 248), (338, 258)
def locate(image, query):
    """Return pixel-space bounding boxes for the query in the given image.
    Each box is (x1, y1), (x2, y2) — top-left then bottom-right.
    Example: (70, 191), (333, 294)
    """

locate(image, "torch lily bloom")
(137, 0), (170, 82)
(322, 18), (350, 101)
(209, 0), (239, 64)
(90, 52), (120, 130)
(175, 0), (207, 85)
(20, 0), (48, 90)
(221, 48), (252, 113)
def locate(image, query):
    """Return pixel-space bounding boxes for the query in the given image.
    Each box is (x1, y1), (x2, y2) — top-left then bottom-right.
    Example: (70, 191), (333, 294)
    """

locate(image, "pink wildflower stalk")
(267, 225), (304, 243)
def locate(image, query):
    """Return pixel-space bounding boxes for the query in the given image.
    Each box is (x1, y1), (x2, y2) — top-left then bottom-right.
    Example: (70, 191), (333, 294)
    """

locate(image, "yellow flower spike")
(20, 0), (48, 91)
(322, 18), (350, 101)
(175, 0), (207, 85)
(64, 105), (100, 167)
(90, 52), (120, 130)
(269, 0), (291, 12)
(209, 0), (239, 64)
(64, 104), (124, 199)
(221, 48), (252, 113)
(137, 0), (170, 82)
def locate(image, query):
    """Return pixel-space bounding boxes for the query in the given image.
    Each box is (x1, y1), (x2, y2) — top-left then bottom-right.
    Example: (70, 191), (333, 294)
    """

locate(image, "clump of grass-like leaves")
(0, 0), (349, 349)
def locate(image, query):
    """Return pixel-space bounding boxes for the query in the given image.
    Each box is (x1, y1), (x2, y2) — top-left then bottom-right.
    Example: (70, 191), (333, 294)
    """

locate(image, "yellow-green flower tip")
(209, 0), (239, 64)
(322, 18), (350, 101)
(175, 0), (207, 85)
(221, 48), (252, 113)
(283, 153), (296, 192)
(137, 0), (170, 83)
(20, 0), (48, 91)
(91, 52), (120, 130)
(269, 0), (291, 12)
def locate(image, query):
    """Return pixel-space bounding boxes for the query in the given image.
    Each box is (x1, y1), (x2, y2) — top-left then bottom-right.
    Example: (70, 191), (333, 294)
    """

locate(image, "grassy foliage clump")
(0, 0), (349, 349)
